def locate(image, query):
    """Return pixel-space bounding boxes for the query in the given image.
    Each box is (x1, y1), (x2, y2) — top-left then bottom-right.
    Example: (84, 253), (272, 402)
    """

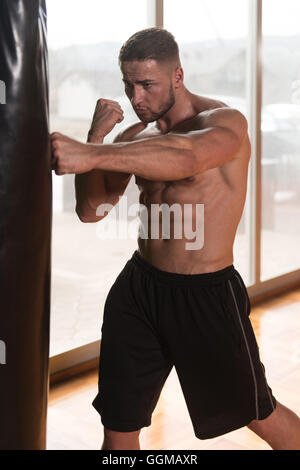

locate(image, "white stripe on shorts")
(228, 278), (259, 420)
(234, 273), (275, 413)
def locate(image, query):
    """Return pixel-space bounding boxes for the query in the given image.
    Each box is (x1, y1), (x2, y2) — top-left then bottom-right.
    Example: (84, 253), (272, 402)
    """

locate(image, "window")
(47, 0), (300, 363)
(164, 0), (250, 283)
(47, 0), (148, 355)
(261, 0), (300, 280)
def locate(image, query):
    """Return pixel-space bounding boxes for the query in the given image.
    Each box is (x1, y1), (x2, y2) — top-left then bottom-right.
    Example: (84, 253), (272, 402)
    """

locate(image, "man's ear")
(174, 66), (184, 88)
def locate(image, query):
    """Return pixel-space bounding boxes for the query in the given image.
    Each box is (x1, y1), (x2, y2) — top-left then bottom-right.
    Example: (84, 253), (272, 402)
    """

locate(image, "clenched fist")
(88, 98), (124, 142)
(51, 132), (95, 175)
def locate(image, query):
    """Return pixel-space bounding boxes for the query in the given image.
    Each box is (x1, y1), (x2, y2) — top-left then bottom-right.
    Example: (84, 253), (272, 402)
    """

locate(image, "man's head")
(119, 28), (183, 122)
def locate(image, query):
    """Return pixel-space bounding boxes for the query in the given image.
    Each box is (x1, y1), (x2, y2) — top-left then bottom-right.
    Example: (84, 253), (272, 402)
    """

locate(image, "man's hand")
(51, 132), (95, 175)
(88, 98), (124, 142)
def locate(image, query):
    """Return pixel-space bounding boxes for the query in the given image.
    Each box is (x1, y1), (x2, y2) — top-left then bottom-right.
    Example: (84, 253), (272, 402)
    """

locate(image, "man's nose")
(131, 87), (144, 107)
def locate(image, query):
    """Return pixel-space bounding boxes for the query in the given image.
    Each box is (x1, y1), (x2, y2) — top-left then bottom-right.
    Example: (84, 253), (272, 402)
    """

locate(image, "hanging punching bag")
(0, 0), (51, 449)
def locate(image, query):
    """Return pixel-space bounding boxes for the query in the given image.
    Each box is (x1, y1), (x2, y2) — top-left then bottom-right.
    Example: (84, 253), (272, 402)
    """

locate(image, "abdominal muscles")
(135, 171), (244, 273)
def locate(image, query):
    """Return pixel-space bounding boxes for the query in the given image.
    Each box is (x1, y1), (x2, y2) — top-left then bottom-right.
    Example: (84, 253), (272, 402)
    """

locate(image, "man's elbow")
(76, 197), (119, 223)
(78, 215), (103, 223)
(75, 205), (105, 223)
(76, 211), (104, 223)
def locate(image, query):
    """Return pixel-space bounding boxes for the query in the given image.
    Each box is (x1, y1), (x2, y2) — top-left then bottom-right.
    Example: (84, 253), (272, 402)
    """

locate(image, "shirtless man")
(50, 28), (300, 450)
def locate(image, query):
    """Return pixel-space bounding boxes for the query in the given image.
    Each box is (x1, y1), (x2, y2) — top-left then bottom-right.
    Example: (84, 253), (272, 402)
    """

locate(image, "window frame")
(49, 0), (300, 380)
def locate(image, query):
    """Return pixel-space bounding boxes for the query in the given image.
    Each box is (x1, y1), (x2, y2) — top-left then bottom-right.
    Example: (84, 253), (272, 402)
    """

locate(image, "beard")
(135, 84), (175, 123)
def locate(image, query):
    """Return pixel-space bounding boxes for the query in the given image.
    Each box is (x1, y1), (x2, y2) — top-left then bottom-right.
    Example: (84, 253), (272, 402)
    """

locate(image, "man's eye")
(144, 83), (152, 89)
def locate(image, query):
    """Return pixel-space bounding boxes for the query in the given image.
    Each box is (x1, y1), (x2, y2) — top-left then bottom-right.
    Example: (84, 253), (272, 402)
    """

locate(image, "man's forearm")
(75, 169), (107, 216)
(75, 134), (107, 216)
(75, 133), (132, 217)
(90, 134), (197, 181)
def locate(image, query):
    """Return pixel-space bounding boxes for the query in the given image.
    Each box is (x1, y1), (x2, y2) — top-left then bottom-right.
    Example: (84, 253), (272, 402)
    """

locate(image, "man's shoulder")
(201, 107), (248, 136)
(192, 95), (247, 134)
(193, 94), (230, 113)
(171, 97), (235, 134)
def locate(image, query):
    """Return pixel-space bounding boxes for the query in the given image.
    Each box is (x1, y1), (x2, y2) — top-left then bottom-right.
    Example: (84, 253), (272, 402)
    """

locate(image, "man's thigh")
(158, 268), (277, 440)
(92, 260), (173, 432)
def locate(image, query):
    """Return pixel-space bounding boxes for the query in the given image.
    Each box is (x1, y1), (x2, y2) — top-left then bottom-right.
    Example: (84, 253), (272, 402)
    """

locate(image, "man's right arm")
(75, 98), (127, 223)
(75, 134), (128, 223)
(75, 120), (145, 223)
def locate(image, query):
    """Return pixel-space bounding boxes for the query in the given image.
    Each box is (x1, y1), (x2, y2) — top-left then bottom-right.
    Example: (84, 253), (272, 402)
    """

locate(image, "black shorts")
(92, 250), (277, 439)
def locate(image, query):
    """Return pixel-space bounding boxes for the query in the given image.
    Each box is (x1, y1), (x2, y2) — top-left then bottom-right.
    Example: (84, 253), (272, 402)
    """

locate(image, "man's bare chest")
(134, 170), (224, 208)
(129, 119), (248, 198)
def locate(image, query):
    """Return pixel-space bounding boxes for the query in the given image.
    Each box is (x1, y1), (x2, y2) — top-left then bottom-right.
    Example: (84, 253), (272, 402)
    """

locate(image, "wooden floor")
(47, 287), (300, 450)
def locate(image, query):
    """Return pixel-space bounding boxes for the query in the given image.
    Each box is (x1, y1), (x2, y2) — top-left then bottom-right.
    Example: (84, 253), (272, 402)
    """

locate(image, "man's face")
(121, 59), (176, 122)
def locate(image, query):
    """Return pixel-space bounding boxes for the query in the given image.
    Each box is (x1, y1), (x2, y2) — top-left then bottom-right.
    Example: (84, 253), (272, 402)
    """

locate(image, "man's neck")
(156, 88), (197, 134)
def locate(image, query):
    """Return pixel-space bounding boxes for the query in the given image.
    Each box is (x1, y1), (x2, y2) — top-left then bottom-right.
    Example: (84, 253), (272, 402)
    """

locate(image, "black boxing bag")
(0, 0), (51, 449)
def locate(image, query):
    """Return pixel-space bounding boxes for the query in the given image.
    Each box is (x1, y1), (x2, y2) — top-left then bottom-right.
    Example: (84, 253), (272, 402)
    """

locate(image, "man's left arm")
(51, 108), (248, 181)
(91, 108), (248, 181)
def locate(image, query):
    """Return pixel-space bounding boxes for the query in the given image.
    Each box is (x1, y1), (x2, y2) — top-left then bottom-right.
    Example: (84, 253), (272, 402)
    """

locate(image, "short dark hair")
(118, 27), (180, 67)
